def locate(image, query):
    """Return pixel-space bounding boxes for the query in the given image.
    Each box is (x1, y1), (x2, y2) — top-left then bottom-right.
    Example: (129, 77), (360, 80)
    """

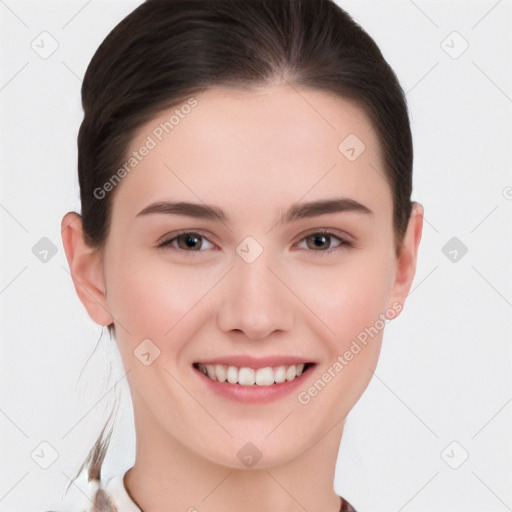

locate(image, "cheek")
(319, 253), (394, 406)
(296, 251), (395, 351)
(104, 249), (218, 346)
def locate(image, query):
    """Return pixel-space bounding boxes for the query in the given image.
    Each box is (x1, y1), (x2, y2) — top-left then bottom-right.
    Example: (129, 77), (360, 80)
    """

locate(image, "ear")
(61, 212), (114, 326)
(387, 202), (424, 314)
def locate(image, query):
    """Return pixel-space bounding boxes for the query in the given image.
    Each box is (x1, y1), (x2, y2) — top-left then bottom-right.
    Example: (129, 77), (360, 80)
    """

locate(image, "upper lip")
(194, 355), (315, 369)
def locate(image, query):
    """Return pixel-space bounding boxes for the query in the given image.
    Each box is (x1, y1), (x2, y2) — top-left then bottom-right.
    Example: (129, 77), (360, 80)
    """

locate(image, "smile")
(193, 362), (315, 386)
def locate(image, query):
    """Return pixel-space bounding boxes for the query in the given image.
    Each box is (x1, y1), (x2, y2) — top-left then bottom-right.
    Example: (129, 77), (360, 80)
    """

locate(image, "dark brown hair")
(73, 0), (414, 487)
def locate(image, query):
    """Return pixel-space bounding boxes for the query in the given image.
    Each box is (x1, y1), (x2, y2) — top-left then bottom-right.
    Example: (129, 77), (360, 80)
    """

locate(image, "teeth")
(197, 363), (308, 386)
(238, 367), (255, 386)
(206, 365), (216, 380)
(285, 365), (297, 381)
(227, 365), (238, 384)
(255, 367), (274, 386)
(274, 366), (287, 383)
(215, 364), (227, 382)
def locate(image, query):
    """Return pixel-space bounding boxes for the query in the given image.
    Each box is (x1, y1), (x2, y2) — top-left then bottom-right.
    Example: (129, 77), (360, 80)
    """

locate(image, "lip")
(192, 360), (316, 404)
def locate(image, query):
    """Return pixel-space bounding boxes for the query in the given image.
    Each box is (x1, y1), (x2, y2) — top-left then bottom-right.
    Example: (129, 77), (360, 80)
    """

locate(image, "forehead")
(110, 84), (391, 226)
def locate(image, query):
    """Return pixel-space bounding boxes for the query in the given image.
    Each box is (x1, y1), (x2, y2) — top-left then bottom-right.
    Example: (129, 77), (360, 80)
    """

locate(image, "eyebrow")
(135, 197), (373, 223)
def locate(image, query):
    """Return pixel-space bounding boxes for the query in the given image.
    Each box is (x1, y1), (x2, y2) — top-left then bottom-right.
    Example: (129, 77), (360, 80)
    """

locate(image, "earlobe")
(61, 212), (114, 327)
(388, 202), (424, 313)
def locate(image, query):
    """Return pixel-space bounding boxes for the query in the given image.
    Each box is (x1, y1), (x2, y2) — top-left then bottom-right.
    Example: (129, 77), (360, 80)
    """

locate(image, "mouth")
(193, 362), (316, 386)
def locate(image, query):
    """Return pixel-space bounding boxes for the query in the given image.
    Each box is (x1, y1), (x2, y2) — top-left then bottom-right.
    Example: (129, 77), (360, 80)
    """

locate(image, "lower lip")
(193, 365), (315, 404)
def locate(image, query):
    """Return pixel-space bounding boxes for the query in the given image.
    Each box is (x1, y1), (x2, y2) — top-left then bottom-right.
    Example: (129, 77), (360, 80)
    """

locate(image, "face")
(70, 84), (419, 469)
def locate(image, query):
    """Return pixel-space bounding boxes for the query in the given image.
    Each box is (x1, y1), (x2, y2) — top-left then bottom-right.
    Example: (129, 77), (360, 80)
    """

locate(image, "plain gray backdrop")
(1, 1), (511, 511)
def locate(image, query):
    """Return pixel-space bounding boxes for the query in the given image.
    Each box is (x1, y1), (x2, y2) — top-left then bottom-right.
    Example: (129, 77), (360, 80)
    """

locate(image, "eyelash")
(156, 229), (353, 255)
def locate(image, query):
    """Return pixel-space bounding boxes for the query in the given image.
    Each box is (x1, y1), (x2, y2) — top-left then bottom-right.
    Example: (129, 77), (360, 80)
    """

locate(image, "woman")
(59, 0), (423, 510)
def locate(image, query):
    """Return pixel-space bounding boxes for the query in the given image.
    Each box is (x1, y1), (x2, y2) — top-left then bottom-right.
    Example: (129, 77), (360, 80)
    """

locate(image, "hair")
(72, 0), (414, 489)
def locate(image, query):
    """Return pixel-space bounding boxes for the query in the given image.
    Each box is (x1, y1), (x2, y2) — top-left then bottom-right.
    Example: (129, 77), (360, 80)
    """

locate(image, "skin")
(62, 83), (423, 512)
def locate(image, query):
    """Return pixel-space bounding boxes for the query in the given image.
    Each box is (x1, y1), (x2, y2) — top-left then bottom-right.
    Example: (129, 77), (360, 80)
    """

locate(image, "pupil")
(311, 234), (329, 249)
(182, 234), (200, 249)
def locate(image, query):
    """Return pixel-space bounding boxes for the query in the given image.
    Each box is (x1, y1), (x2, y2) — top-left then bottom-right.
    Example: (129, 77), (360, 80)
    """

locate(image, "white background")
(1, 1), (511, 511)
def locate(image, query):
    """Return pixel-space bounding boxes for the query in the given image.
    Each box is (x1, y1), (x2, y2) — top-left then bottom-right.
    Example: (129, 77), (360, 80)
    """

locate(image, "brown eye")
(305, 233), (332, 250)
(176, 233), (203, 250)
(158, 232), (214, 251)
(296, 231), (351, 254)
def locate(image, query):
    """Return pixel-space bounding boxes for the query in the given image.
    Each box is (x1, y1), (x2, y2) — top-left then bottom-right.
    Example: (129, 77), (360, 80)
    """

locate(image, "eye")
(295, 230), (352, 253)
(156, 230), (352, 254)
(157, 231), (215, 252)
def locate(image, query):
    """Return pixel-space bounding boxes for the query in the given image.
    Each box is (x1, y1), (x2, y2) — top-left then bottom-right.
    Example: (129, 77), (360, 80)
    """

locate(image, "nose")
(216, 254), (294, 341)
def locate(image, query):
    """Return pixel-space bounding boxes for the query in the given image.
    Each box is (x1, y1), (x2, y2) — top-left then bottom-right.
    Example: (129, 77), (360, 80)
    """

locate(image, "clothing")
(340, 497), (357, 512)
(46, 471), (357, 512)
(43, 474), (139, 512)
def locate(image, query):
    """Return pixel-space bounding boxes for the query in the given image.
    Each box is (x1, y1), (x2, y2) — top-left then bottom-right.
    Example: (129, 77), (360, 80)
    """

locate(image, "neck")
(124, 393), (344, 512)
